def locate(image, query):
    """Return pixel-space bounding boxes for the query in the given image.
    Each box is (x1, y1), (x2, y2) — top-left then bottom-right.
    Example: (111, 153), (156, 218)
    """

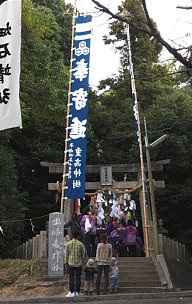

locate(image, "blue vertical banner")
(65, 15), (92, 199)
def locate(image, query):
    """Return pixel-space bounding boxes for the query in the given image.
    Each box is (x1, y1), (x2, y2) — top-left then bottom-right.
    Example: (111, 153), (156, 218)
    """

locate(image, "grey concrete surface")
(1, 291), (192, 304)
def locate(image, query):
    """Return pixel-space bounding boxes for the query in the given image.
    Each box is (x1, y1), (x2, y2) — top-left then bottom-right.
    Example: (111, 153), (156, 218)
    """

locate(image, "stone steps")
(116, 271), (159, 277)
(82, 257), (164, 293)
(35, 257), (165, 293)
(82, 280), (161, 288)
(113, 286), (165, 293)
(94, 273), (159, 280)
(117, 266), (157, 272)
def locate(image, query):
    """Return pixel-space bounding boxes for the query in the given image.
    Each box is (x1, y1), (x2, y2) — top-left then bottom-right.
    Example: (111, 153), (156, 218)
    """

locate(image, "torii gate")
(41, 159), (170, 257)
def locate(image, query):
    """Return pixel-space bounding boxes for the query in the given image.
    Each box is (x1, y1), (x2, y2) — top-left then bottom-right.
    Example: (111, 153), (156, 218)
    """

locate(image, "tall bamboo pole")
(126, 24), (149, 257)
(144, 117), (160, 254)
(60, 0), (77, 213)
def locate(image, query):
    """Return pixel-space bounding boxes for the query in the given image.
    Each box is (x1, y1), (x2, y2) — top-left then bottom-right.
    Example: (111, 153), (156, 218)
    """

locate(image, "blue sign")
(65, 15), (92, 199)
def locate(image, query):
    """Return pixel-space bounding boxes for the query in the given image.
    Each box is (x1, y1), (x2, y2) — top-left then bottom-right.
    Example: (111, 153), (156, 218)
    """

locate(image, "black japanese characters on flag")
(0, 25), (11, 104)
(0, 0), (8, 6)
(0, 0), (22, 130)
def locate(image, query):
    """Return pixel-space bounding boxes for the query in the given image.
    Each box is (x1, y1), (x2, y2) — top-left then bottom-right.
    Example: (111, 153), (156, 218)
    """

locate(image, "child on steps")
(109, 257), (119, 293)
(84, 259), (97, 295)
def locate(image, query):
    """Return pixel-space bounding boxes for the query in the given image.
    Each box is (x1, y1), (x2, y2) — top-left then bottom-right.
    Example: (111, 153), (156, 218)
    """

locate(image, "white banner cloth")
(0, 0), (22, 131)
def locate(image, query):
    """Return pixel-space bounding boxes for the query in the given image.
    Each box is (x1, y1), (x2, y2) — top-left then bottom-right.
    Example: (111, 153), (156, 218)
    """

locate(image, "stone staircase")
(82, 257), (165, 293)
(34, 257), (166, 294)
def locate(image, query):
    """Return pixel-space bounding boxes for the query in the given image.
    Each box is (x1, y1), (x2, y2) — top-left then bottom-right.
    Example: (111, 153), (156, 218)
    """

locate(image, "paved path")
(1, 291), (192, 304)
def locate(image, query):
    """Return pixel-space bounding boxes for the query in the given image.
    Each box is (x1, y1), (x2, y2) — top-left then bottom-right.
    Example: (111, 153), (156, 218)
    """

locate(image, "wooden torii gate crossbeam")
(41, 159), (170, 191)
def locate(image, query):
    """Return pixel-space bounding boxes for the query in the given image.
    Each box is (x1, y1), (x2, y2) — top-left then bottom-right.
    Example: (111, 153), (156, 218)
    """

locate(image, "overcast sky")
(65, 0), (191, 87)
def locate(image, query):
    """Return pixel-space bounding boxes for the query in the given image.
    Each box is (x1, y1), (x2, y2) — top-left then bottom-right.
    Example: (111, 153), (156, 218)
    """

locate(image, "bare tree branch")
(91, 0), (192, 72)
(91, 0), (152, 36)
(177, 6), (192, 10)
(141, 0), (192, 71)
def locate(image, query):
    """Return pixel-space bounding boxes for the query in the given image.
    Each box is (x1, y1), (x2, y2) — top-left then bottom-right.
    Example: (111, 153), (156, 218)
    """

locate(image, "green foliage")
(104, 0), (162, 67)
(88, 81), (136, 164)
(142, 85), (192, 244)
(0, 145), (26, 258)
(31, 0), (73, 65)
(14, 0), (71, 225)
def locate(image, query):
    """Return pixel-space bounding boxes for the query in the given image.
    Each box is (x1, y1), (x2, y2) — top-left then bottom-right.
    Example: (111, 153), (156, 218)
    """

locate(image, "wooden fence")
(158, 234), (191, 263)
(12, 231), (48, 260)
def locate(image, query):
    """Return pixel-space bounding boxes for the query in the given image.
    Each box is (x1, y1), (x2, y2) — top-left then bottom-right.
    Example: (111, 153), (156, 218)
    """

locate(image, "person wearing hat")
(83, 258), (97, 295)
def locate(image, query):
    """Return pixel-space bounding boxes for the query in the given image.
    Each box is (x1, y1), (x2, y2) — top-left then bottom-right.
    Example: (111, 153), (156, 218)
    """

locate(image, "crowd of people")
(64, 210), (144, 258)
(63, 209), (144, 297)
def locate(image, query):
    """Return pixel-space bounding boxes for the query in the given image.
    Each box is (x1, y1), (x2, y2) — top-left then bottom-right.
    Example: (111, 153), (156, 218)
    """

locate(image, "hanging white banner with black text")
(65, 15), (92, 199)
(0, 0), (22, 131)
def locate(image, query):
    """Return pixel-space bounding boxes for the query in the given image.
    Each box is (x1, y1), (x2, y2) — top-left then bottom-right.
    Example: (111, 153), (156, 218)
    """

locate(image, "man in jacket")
(64, 230), (85, 297)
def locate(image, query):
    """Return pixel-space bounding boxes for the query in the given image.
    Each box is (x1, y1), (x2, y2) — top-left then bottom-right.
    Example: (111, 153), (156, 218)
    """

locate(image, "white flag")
(0, 0), (22, 131)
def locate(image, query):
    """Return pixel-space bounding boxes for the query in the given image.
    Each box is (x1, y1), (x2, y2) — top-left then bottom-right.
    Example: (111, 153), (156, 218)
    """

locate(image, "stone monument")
(48, 212), (64, 276)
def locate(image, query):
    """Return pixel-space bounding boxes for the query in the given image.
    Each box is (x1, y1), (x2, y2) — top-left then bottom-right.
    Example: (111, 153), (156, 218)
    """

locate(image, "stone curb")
(1, 291), (192, 303)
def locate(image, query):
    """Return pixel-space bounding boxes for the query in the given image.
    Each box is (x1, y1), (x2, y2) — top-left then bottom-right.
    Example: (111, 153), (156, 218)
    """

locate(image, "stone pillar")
(28, 239), (33, 260)
(36, 235), (40, 259)
(22, 243), (26, 259)
(19, 244), (22, 259)
(148, 220), (156, 257)
(39, 231), (48, 259)
(25, 241), (29, 259)
(32, 236), (38, 260)
(178, 242), (182, 261)
(166, 237), (171, 259)
(185, 245), (190, 263)
(48, 212), (64, 276)
(181, 244), (185, 262)
(162, 235), (167, 258)
(16, 246), (19, 258)
(158, 234), (163, 254)
(64, 199), (74, 239)
(171, 239), (175, 260)
(175, 241), (179, 260)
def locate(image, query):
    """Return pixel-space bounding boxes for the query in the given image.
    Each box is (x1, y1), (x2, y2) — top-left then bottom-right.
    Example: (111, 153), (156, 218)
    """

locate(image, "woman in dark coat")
(64, 211), (84, 243)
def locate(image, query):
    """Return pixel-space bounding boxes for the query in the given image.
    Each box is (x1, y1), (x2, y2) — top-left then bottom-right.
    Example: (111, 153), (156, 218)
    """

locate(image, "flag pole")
(126, 24), (150, 257)
(60, 0), (77, 213)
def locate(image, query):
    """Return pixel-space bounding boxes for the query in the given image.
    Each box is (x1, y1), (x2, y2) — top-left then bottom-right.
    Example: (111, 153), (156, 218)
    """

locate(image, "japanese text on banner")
(0, 0), (22, 131)
(65, 15), (92, 199)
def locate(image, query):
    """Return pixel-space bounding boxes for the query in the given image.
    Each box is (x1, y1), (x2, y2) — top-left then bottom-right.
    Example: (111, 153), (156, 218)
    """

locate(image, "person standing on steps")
(95, 234), (112, 295)
(126, 219), (138, 257)
(83, 258), (97, 296)
(83, 212), (97, 257)
(64, 230), (85, 298)
(109, 257), (119, 293)
(64, 211), (84, 243)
